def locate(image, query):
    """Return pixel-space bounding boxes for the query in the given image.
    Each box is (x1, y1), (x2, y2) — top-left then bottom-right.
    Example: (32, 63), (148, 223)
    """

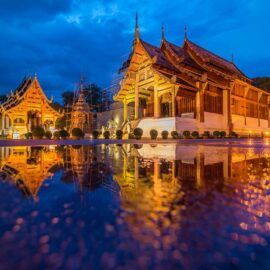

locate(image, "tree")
(55, 115), (67, 130)
(0, 94), (7, 104)
(253, 77), (270, 92)
(84, 84), (102, 111)
(50, 101), (63, 112)
(62, 91), (75, 107)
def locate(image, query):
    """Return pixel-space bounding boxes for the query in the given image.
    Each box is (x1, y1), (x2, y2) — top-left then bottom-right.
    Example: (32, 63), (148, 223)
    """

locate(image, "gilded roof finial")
(135, 12), (140, 40)
(232, 52), (234, 64)
(184, 25), (187, 40)
(34, 72), (37, 79)
(162, 23), (165, 41)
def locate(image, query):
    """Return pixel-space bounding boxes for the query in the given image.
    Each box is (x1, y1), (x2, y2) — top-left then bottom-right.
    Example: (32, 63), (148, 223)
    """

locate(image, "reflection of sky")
(1, 144), (270, 268)
(0, 0), (270, 101)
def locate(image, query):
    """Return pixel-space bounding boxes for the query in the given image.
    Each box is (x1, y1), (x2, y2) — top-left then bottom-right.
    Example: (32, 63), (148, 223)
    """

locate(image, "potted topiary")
(24, 132), (33, 139)
(45, 131), (52, 139)
(150, 129), (158, 140)
(220, 131), (226, 138)
(92, 130), (100, 139)
(133, 128), (143, 140)
(191, 131), (199, 139)
(161, 130), (169, 139)
(59, 129), (69, 139)
(202, 131), (210, 139)
(213, 131), (220, 138)
(103, 130), (110, 139)
(116, 130), (123, 140)
(183, 130), (190, 139)
(32, 127), (45, 139)
(229, 131), (238, 138)
(53, 131), (60, 139)
(171, 131), (179, 139)
(72, 128), (84, 139)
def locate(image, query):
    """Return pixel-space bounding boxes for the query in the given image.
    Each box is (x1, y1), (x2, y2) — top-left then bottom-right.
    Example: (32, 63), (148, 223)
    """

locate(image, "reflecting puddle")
(0, 144), (270, 269)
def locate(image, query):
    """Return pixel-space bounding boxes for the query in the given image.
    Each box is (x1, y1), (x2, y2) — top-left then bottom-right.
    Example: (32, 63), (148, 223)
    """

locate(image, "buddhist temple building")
(70, 82), (92, 135)
(0, 75), (61, 138)
(114, 16), (270, 137)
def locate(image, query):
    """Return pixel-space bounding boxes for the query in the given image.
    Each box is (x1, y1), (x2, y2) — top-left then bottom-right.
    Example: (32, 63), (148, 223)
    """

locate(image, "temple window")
(14, 118), (25, 125)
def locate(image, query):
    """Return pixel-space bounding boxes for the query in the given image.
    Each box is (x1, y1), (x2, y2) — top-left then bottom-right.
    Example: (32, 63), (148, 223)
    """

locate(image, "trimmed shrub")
(24, 132), (32, 139)
(213, 131), (220, 138)
(191, 131), (199, 138)
(229, 131), (238, 138)
(183, 130), (190, 138)
(161, 130), (169, 139)
(103, 130), (110, 139)
(53, 131), (60, 139)
(72, 145), (82, 149)
(134, 144), (143, 149)
(171, 131), (179, 139)
(220, 131), (226, 138)
(32, 127), (45, 139)
(59, 129), (69, 139)
(133, 128), (143, 140)
(116, 130), (123, 140)
(202, 131), (210, 138)
(45, 131), (52, 139)
(150, 129), (158, 140)
(92, 130), (100, 139)
(72, 128), (84, 139)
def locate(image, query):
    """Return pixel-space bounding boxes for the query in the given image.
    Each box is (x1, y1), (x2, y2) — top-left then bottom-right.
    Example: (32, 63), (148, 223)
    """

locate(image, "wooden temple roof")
(0, 76), (61, 115)
(183, 39), (249, 81)
(119, 35), (252, 91)
(1, 77), (33, 111)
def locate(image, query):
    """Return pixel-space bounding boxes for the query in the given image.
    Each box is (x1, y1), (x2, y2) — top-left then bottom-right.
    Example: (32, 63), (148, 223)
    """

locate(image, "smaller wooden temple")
(0, 75), (61, 138)
(70, 82), (92, 134)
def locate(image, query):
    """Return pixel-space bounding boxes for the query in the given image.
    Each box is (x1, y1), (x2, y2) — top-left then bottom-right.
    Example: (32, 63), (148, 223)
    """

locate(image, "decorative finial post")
(162, 23), (165, 41)
(80, 74), (84, 93)
(34, 72), (37, 78)
(135, 12), (140, 40)
(232, 52), (234, 64)
(184, 25), (187, 40)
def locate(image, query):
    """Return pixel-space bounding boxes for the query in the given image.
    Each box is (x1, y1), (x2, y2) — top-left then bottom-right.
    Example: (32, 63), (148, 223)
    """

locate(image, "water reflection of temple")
(115, 145), (270, 192)
(62, 145), (120, 192)
(113, 144), (270, 247)
(0, 146), (62, 199)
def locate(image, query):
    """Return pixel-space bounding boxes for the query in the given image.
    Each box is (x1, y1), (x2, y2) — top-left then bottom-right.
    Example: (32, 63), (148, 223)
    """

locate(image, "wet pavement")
(0, 144), (270, 269)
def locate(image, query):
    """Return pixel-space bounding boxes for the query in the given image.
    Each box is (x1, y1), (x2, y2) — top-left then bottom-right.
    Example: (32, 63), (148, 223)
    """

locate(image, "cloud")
(0, 0), (269, 102)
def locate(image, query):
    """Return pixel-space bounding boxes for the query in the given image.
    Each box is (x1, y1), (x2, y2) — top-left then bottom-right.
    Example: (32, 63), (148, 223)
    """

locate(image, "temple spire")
(162, 23), (165, 41)
(135, 12), (140, 40)
(231, 52), (234, 64)
(79, 74), (84, 93)
(184, 25), (187, 40)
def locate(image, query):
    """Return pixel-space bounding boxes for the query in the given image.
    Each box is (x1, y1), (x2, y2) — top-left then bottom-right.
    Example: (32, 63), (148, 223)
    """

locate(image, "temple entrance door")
(160, 103), (170, 117)
(160, 93), (172, 117)
(28, 111), (42, 131)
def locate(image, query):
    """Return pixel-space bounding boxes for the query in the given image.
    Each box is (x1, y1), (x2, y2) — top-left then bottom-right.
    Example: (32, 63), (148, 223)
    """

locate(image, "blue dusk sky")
(0, 0), (270, 102)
